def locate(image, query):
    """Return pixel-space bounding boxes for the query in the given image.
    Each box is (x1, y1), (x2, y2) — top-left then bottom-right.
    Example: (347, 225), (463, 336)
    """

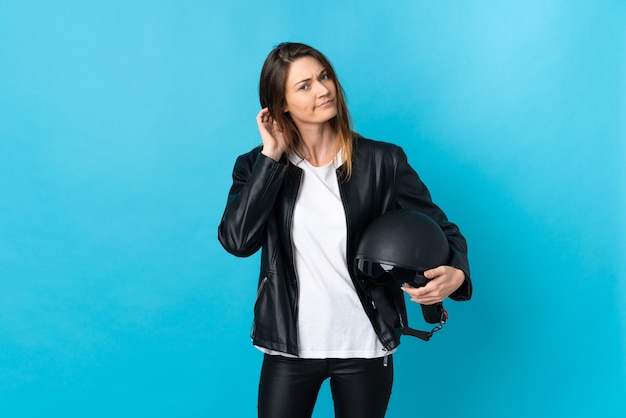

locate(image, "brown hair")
(259, 42), (354, 179)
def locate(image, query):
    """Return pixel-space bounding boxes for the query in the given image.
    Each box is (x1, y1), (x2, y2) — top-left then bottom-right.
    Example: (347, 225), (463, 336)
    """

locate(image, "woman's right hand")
(257, 108), (287, 161)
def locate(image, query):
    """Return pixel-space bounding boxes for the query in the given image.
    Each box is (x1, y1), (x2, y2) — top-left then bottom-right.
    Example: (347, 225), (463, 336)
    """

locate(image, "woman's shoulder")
(353, 134), (403, 155)
(231, 144), (291, 176)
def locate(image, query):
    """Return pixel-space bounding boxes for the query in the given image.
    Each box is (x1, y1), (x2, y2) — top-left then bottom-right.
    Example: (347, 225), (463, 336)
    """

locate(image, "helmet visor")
(356, 259), (427, 287)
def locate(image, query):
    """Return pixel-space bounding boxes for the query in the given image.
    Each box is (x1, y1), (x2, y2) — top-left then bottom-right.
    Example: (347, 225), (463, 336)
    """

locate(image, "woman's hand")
(257, 108), (287, 161)
(401, 266), (465, 305)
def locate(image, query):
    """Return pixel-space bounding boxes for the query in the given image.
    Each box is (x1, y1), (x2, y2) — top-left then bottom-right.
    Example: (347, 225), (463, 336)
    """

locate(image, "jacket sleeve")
(218, 148), (289, 257)
(393, 146), (472, 301)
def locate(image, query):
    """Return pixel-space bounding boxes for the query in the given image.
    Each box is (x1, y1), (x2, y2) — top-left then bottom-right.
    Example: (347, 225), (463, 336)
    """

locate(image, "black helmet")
(354, 209), (449, 288)
(354, 209), (450, 333)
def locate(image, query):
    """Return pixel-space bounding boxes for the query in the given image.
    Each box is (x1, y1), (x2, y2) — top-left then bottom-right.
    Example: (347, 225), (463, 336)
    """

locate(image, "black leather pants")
(258, 353), (393, 418)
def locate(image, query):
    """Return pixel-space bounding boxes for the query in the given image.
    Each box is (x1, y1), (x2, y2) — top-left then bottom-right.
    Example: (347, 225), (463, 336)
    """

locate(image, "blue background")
(1, 1), (625, 416)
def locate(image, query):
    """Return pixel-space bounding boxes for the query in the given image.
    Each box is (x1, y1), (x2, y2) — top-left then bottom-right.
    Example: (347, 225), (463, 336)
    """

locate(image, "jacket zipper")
(255, 276), (268, 301)
(288, 169), (303, 354)
(250, 276), (269, 340)
(337, 171), (394, 355)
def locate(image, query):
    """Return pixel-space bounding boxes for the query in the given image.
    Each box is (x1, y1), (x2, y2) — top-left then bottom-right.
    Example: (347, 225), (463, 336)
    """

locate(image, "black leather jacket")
(218, 136), (471, 356)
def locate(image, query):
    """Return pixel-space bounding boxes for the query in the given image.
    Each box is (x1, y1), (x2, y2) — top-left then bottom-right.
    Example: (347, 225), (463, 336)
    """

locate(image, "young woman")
(218, 42), (472, 418)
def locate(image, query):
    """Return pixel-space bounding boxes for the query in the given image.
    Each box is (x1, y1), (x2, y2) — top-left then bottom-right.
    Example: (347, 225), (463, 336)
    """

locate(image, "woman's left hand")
(401, 266), (465, 305)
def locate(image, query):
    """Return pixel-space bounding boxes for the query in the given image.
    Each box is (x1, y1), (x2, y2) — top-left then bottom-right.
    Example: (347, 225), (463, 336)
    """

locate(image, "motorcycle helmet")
(354, 209), (449, 288)
(354, 209), (450, 329)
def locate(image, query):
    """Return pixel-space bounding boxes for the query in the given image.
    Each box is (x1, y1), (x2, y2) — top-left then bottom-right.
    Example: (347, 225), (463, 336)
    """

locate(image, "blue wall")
(1, 1), (624, 416)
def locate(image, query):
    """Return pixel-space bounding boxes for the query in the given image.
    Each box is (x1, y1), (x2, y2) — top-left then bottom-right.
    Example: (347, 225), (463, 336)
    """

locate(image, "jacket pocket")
(254, 276), (269, 306)
(250, 276), (269, 340)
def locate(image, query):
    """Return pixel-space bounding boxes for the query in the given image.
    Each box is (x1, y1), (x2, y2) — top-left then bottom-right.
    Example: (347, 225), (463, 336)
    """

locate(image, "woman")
(218, 42), (471, 418)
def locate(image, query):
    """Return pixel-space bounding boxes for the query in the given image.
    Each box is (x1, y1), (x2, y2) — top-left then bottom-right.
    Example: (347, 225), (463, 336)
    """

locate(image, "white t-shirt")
(262, 151), (387, 359)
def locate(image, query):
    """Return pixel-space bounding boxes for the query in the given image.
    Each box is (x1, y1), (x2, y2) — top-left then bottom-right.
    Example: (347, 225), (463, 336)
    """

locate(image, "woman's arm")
(218, 149), (289, 257)
(393, 146), (472, 302)
(218, 109), (291, 257)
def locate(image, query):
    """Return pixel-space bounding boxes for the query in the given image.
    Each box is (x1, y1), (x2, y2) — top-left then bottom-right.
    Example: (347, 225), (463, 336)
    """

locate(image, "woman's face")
(283, 56), (338, 128)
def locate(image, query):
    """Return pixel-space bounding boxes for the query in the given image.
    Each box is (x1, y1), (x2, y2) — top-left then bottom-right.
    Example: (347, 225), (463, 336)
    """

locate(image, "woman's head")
(259, 42), (354, 177)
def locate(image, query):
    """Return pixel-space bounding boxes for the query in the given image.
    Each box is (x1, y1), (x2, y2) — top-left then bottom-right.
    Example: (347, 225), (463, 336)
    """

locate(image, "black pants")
(258, 354), (393, 418)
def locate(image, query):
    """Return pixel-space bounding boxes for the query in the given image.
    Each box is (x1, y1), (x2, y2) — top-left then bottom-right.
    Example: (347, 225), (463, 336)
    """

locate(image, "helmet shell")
(355, 210), (450, 274)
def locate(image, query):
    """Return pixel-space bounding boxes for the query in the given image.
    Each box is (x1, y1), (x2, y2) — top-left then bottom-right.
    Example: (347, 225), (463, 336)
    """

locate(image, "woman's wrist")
(261, 147), (284, 161)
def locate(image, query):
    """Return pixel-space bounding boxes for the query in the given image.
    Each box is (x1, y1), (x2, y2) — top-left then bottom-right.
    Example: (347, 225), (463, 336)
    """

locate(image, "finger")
(257, 111), (269, 126)
(409, 294), (440, 305)
(424, 265), (445, 279)
(408, 287), (444, 304)
(401, 285), (427, 298)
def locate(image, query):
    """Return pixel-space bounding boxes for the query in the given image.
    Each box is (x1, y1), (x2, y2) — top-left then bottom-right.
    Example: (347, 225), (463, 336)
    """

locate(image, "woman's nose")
(314, 80), (330, 96)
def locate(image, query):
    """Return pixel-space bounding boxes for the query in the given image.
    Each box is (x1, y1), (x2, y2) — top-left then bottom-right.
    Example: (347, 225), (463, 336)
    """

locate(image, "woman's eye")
(320, 73), (329, 80)
(299, 84), (309, 90)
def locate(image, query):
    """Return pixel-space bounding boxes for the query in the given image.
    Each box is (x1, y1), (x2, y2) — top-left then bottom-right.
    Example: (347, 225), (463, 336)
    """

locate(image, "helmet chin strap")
(401, 309), (448, 341)
(366, 281), (449, 342)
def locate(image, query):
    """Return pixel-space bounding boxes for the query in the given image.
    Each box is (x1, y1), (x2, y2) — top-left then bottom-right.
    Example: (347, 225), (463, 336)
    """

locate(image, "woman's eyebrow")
(293, 69), (327, 87)
(293, 77), (312, 87)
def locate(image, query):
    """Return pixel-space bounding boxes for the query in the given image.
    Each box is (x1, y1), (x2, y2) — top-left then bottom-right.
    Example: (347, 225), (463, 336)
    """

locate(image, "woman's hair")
(259, 42), (354, 179)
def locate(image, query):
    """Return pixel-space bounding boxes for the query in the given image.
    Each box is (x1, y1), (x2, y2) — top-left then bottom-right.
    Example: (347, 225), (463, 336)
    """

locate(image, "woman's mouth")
(317, 99), (334, 109)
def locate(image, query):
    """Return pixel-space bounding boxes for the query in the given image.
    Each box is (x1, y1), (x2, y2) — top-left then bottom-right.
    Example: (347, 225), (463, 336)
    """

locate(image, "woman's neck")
(296, 122), (338, 167)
